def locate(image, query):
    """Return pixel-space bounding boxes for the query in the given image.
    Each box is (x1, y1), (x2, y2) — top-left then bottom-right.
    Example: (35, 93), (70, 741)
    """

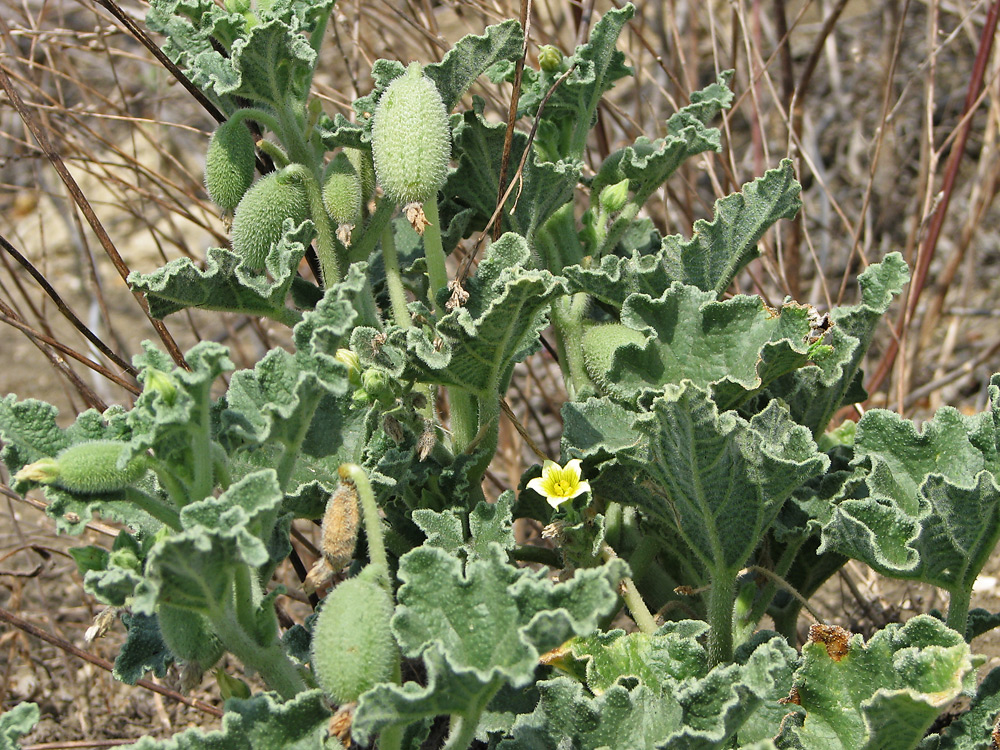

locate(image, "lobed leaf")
(129, 221), (313, 323)
(783, 616), (975, 750)
(129, 690), (335, 750)
(620, 383), (828, 575)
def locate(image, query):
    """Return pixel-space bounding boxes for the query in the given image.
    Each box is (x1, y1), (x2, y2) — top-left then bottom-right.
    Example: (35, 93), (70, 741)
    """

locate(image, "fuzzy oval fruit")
(371, 62), (451, 206)
(581, 323), (646, 388)
(322, 153), (362, 226)
(14, 440), (146, 494)
(204, 118), (256, 213)
(311, 574), (396, 704)
(158, 604), (224, 670)
(345, 147), (376, 205)
(230, 169), (309, 269)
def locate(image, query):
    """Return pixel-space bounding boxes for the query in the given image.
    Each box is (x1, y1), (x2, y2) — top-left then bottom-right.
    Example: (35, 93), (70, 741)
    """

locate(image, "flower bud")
(598, 178), (630, 213)
(538, 45), (563, 72)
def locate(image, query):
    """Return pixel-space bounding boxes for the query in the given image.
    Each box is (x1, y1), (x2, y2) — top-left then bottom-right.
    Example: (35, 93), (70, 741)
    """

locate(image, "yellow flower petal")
(526, 459), (590, 508)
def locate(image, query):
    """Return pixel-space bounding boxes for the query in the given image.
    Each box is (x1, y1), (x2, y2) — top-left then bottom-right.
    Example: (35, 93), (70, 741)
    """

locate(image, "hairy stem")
(123, 487), (181, 530)
(380, 220), (411, 327)
(422, 196), (448, 315)
(284, 164), (347, 285)
(946, 585), (972, 638)
(706, 568), (737, 667)
(341, 464), (391, 588)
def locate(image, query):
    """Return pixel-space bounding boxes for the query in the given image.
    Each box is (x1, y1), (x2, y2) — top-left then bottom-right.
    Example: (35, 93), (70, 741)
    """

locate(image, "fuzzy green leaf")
(501, 635), (797, 749)
(114, 612), (173, 685)
(189, 18), (318, 107)
(570, 620), (709, 694)
(491, 5), (634, 160)
(596, 285), (826, 409)
(621, 383), (828, 575)
(820, 380), (1000, 612)
(0, 703), (39, 750)
(921, 666), (1000, 749)
(384, 233), (564, 397)
(784, 616), (975, 750)
(750, 253), (910, 437)
(130, 690), (335, 750)
(129, 221), (312, 323)
(564, 161), (800, 306)
(353, 545), (625, 742)
(425, 20), (524, 112)
(412, 492), (516, 559)
(589, 72), (733, 204)
(441, 107), (581, 249)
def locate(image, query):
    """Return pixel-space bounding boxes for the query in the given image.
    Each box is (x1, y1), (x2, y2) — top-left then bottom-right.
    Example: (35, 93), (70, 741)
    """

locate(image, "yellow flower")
(526, 459), (591, 509)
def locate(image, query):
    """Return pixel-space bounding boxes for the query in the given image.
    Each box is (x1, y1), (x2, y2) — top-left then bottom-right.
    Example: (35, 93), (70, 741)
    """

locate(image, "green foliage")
(0, 704), (38, 750)
(7, 1), (1000, 748)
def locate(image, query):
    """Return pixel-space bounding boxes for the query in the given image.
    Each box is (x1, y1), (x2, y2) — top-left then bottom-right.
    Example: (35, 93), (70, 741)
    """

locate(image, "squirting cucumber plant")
(5, 1), (1000, 749)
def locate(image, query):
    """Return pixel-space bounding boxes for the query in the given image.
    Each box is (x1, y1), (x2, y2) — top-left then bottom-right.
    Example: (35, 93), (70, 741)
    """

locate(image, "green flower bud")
(311, 574), (397, 704)
(361, 369), (394, 407)
(14, 440), (147, 494)
(322, 153), (362, 227)
(598, 178), (630, 213)
(335, 348), (362, 385)
(204, 118), (256, 213)
(538, 45), (563, 72)
(158, 604), (224, 670)
(141, 368), (177, 405)
(372, 62), (451, 205)
(230, 168), (310, 270)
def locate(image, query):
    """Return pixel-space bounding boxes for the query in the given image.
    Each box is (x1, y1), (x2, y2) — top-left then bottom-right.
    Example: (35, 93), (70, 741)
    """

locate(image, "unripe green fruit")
(345, 148), (376, 205)
(14, 440), (146, 494)
(158, 604), (224, 670)
(311, 575), (396, 704)
(372, 62), (451, 206)
(230, 169), (309, 270)
(204, 118), (256, 213)
(581, 323), (646, 389)
(322, 153), (362, 226)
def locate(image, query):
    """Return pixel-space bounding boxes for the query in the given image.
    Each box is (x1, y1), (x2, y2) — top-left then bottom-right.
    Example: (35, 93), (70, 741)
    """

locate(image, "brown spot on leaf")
(779, 686), (801, 705)
(808, 623), (850, 661)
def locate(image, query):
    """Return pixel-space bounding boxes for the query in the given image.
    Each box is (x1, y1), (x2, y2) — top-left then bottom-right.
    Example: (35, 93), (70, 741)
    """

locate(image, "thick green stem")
(284, 164), (347, 285)
(449, 390), (478, 455)
(602, 543), (657, 634)
(422, 196), (448, 315)
(123, 487), (181, 530)
(551, 293), (595, 400)
(228, 107), (282, 135)
(349, 197), (395, 264)
(946, 586), (972, 638)
(276, 391), (322, 490)
(443, 681), (502, 750)
(341, 464), (391, 588)
(380, 221), (411, 327)
(210, 602), (307, 700)
(706, 568), (737, 667)
(190, 391), (214, 503)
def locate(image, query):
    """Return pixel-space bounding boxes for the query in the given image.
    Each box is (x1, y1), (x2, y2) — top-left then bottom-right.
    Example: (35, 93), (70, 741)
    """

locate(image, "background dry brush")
(1, 0), (999, 744)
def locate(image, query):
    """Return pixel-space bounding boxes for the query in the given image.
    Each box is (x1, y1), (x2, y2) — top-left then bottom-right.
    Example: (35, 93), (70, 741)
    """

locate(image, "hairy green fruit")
(372, 62), (451, 206)
(345, 147), (376, 205)
(230, 169), (309, 270)
(581, 323), (645, 389)
(311, 574), (396, 704)
(204, 118), (256, 213)
(322, 153), (362, 226)
(14, 440), (146, 494)
(158, 604), (224, 670)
